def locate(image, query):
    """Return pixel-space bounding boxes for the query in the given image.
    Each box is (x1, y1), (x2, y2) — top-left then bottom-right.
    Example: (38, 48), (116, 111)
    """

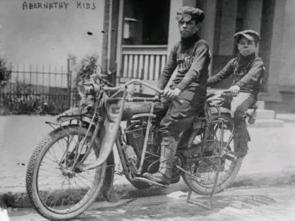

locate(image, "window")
(123, 0), (170, 45)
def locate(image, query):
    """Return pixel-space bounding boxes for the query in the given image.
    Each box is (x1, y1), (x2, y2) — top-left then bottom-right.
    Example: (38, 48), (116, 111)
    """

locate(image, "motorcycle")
(26, 74), (257, 220)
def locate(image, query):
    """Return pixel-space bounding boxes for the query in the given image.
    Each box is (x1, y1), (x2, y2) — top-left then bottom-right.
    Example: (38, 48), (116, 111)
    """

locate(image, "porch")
(117, 45), (168, 85)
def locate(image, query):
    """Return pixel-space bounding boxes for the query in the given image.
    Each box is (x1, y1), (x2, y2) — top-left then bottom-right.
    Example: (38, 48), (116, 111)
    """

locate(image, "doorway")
(123, 0), (170, 45)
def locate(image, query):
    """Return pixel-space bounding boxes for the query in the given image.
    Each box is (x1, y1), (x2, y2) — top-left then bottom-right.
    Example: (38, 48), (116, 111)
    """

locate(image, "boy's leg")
(231, 92), (255, 158)
(144, 99), (195, 184)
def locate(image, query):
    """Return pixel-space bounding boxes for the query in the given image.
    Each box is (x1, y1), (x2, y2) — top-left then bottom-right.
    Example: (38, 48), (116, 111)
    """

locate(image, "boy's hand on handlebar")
(163, 88), (181, 99)
(228, 85), (240, 95)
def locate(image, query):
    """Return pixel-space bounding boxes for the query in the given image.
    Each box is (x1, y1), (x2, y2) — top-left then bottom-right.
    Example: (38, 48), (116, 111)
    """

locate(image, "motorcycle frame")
(105, 81), (234, 177)
(56, 80), (236, 177)
(114, 91), (233, 178)
(82, 80), (163, 171)
(44, 80), (246, 203)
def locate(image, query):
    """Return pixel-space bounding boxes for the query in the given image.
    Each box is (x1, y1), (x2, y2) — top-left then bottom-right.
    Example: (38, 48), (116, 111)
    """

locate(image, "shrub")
(73, 54), (101, 86)
(1, 82), (60, 115)
(0, 81), (66, 115)
(0, 58), (11, 85)
(71, 54), (103, 105)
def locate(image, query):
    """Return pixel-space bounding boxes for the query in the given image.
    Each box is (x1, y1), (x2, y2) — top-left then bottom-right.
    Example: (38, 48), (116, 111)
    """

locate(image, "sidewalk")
(1, 114), (295, 208)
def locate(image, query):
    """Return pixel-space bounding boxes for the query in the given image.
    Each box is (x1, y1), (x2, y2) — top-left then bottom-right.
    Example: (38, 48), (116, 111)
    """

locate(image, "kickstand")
(187, 189), (213, 209)
(186, 160), (221, 210)
(103, 184), (120, 203)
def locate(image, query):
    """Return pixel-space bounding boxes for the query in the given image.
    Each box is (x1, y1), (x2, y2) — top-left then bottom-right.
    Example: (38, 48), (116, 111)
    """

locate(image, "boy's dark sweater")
(158, 34), (210, 101)
(207, 53), (265, 96)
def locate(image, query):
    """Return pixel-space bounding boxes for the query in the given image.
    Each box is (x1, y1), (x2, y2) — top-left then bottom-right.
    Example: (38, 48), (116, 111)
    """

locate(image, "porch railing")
(118, 45), (168, 84)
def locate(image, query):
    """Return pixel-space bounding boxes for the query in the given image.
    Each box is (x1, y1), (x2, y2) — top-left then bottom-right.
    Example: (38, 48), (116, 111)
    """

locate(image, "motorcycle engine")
(125, 118), (160, 173)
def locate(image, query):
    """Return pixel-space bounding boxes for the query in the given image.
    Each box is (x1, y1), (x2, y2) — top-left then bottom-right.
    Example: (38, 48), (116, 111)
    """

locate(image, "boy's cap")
(176, 7), (204, 23)
(234, 30), (260, 42)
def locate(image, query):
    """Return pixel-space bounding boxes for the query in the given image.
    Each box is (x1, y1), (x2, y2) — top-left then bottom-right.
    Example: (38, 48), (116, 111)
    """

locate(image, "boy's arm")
(207, 59), (235, 86)
(176, 42), (210, 90)
(234, 58), (265, 88)
(158, 45), (178, 90)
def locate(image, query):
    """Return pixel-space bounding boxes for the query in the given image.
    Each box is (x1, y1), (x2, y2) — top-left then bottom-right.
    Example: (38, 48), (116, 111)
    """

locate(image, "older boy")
(144, 7), (211, 184)
(207, 30), (265, 158)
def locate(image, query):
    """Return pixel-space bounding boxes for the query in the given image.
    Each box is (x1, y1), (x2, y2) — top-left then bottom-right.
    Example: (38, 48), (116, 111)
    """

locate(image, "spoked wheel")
(26, 125), (106, 220)
(183, 115), (242, 195)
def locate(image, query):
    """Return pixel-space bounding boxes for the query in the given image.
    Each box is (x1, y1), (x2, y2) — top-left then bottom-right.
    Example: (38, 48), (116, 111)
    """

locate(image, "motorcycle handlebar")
(83, 79), (184, 104)
(124, 80), (184, 104)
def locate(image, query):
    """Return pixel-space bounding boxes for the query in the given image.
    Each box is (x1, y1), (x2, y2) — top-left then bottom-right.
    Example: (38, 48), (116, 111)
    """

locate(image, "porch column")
(201, 0), (217, 75)
(101, 0), (111, 75)
(279, 0), (295, 88)
(200, 0), (217, 52)
(218, 0), (238, 56)
(243, 0), (263, 32)
(267, 0), (285, 97)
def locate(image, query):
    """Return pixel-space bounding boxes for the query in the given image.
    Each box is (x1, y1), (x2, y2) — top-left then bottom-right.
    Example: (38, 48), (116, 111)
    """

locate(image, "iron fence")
(0, 60), (72, 115)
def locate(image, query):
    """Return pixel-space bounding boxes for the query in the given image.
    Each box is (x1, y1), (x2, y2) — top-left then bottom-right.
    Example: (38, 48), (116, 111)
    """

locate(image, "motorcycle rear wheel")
(183, 115), (242, 195)
(26, 125), (106, 220)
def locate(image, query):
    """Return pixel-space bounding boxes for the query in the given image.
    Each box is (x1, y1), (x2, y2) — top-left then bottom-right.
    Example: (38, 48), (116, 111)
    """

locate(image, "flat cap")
(234, 29), (261, 42)
(176, 6), (204, 23)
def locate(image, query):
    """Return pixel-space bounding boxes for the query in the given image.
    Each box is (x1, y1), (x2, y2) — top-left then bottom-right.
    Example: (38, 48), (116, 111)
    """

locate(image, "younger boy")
(207, 30), (265, 158)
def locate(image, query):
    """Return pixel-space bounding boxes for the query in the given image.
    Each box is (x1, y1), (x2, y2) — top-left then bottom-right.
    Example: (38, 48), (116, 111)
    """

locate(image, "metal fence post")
(67, 58), (72, 108)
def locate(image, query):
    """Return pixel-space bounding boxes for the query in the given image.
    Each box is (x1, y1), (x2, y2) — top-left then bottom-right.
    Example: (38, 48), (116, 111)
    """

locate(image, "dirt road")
(6, 184), (295, 221)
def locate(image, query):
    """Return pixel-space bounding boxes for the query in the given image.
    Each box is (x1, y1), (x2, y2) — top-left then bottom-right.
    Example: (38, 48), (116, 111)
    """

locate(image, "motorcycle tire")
(183, 114), (243, 195)
(26, 125), (106, 220)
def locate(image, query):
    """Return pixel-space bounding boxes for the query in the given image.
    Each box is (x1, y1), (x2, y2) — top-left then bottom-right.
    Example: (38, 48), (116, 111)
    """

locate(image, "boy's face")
(178, 19), (199, 38)
(237, 37), (257, 56)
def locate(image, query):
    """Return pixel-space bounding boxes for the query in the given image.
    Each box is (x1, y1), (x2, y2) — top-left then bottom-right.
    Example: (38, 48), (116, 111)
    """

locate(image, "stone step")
(256, 100), (265, 109)
(255, 109), (276, 119)
(276, 113), (295, 122)
(248, 119), (284, 128)
(265, 100), (295, 113)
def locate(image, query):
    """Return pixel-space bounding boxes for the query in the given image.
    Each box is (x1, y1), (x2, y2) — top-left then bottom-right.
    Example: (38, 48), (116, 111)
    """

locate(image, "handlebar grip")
(158, 90), (184, 105)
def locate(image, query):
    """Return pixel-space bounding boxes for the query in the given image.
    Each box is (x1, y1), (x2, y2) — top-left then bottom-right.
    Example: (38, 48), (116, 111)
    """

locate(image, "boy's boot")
(144, 136), (177, 185)
(234, 129), (250, 158)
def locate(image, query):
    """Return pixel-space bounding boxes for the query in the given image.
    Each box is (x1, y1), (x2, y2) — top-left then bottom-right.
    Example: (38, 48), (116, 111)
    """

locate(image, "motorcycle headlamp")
(77, 79), (101, 97)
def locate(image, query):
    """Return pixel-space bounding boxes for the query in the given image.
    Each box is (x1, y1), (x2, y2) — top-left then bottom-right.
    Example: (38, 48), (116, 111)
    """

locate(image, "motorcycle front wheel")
(183, 114), (242, 195)
(26, 125), (106, 220)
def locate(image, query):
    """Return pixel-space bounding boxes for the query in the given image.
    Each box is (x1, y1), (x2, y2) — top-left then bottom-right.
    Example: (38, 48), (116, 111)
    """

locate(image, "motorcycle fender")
(55, 107), (94, 126)
(84, 119), (118, 170)
(84, 109), (123, 170)
(54, 108), (118, 201)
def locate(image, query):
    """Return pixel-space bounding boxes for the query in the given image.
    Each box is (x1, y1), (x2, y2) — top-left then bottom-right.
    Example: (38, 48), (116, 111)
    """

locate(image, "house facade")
(0, 0), (106, 67)
(1, 0), (294, 112)
(101, 0), (295, 112)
